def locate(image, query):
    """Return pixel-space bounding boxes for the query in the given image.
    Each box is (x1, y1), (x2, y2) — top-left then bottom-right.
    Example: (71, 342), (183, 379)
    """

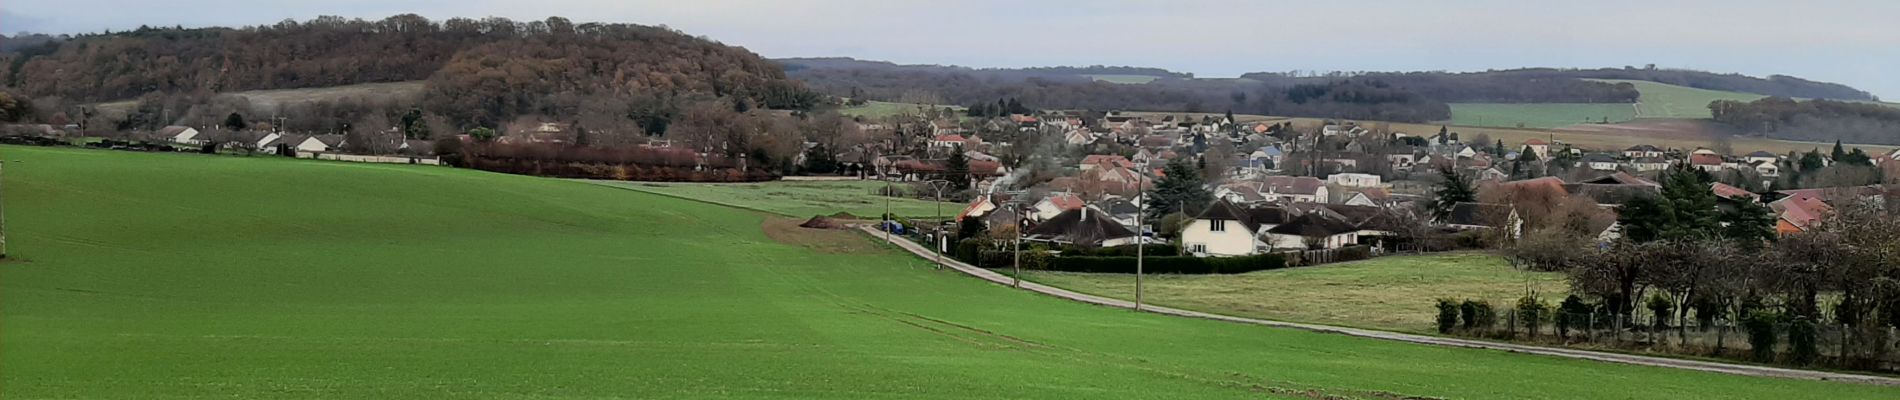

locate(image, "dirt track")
(859, 225), (1900, 387)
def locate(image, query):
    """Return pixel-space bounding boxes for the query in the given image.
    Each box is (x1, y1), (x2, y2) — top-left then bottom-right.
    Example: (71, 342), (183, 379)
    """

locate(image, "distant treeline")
(785, 59), (1877, 123)
(784, 59), (1455, 122)
(1243, 67), (1876, 102)
(1710, 97), (1900, 145)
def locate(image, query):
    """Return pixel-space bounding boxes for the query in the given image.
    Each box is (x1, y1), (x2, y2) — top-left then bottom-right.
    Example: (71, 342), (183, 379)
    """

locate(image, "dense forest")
(0, 15), (819, 128)
(1710, 97), (1900, 145)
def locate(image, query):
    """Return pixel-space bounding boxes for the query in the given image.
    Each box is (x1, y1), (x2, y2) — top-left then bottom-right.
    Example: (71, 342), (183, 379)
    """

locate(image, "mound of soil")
(799, 216), (844, 229)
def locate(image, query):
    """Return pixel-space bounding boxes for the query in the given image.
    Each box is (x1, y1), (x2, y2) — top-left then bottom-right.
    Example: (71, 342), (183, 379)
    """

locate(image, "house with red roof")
(1030, 193), (1087, 221)
(1079, 154), (1135, 171)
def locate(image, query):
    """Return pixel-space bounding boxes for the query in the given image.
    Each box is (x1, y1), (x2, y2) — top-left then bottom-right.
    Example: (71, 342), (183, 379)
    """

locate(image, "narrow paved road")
(860, 226), (1900, 386)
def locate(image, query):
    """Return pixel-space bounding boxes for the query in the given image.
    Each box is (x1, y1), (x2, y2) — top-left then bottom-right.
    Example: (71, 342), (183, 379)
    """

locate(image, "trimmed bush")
(1517, 296), (1550, 339)
(1744, 312), (1781, 362)
(1046, 253), (1287, 274)
(1789, 316), (1818, 365)
(1435, 298), (1460, 334)
(1556, 295), (1591, 339)
(1646, 293), (1674, 331)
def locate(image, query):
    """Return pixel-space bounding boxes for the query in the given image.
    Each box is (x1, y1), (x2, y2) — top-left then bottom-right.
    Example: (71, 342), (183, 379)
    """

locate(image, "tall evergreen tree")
(222, 112), (247, 131)
(1620, 166), (1722, 242)
(945, 147), (970, 191)
(1147, 158), (1212, 219)
(1831, 140), (1847, 161)
(1432, 165), (1477, 220)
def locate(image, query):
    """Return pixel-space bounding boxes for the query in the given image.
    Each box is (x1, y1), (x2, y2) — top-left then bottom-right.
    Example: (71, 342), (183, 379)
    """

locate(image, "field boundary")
(857, 225), (1900, 386)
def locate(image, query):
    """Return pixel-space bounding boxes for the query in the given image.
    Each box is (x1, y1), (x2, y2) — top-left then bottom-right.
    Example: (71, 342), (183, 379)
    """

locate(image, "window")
(1189, 243), (1208, 254)
(1210, 220), (1227, 232)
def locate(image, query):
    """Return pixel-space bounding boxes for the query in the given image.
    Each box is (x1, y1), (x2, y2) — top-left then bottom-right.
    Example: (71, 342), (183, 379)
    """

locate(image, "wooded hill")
(0, 15), (819, 128)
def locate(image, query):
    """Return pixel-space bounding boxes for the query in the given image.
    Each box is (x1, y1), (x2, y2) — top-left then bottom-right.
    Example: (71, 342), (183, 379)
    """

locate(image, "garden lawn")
(1019, 252), (1569, 334)
(588, 179), (957, 219)
(0, 146), (1889, 399)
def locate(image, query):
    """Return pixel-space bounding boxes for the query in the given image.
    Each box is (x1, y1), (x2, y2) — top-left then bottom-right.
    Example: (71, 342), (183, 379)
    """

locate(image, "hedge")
(1060, 244), (1181, 257)
(1047, 253), (1287, 274)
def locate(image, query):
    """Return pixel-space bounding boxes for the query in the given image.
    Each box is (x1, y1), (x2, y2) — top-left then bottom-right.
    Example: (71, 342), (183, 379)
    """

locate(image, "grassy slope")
(1449, 103), (1638, 128)
(1020, 253), (1567, 334)
(1084, 74), (1161, 84)
(0, 146), (1889, 399)
(588, 180), (958, 219)
(1590, 79), (1766, 118)
(92, 81), (427, 114)
(836, 100), (963, 119)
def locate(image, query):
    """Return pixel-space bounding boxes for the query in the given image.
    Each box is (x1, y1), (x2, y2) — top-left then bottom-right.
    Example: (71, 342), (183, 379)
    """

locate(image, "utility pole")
(883, 179), (892, 243)
(1012, 206), (1022, 288)
(1, 160), (10, 259)
(926, 179), (951, 270)
(1135, 171), (1145, 310)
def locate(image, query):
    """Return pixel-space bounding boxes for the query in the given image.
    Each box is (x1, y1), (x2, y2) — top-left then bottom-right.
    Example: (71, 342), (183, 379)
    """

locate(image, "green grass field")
(1589, 79), (1766, 118)
(590, 180), (957, 219)
(1084, 74), (1161, 84)
(1, 146), (1891, 398)
(1449, 103), (1639, 128)
(1021, 252), (1568, 334)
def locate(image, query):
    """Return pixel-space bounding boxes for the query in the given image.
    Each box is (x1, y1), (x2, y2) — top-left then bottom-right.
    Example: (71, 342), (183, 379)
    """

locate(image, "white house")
(1064, 130), (1094, 146)
(1523, 139), (1551, 160)
(1743, 151), (1780, 166)
(1180, 200), (1287, 257)
(1628, 157), (1671, 172)
(1583, 153), (1619, 171)
(254, 132), (282, 149)
(1260, 176), (1329, 203)
(295, 134), (346, 153)
(162, 126), (204, 145)
(956, 195), (998, 222)
(1325, 173), (1381, 188)
(1754, 161), (1781, 178)
(1624, 145), (1665, 159)
(1262, 214), (1360, 250)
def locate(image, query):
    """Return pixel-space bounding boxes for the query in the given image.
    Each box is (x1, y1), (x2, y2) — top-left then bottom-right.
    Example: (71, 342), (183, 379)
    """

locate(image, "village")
(829, 109), (1900, 259)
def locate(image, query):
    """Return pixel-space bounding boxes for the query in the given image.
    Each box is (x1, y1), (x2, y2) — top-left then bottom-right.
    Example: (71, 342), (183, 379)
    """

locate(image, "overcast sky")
(6, 0), (1897, 99)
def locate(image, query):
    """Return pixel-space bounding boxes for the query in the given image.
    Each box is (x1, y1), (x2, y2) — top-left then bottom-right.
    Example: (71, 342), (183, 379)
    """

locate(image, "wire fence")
(1448, 307), (1900, 373)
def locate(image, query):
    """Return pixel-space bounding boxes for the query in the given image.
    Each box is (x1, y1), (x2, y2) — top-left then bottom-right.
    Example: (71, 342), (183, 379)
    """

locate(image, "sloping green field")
(591, 180), (955, 218)
(1084, 74), (1162, 84)
(0, 146), (1890, 399)
(1590, 79), (1767, 118)
(1449, 79), (1765, 128)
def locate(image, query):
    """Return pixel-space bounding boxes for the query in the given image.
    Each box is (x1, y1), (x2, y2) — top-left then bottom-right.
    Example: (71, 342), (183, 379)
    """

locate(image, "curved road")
(860, 226), (1900, 386)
